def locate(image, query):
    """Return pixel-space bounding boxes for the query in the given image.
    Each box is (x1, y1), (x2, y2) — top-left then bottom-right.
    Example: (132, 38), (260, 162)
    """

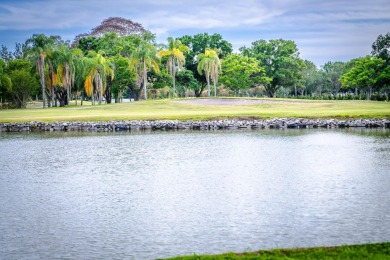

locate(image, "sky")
(0, 0), (389, 66)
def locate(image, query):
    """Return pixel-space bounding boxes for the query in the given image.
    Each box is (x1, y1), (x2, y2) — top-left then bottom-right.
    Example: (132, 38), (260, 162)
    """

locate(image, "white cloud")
(0, 0), (286, 31)
(0, 0), (389, 66)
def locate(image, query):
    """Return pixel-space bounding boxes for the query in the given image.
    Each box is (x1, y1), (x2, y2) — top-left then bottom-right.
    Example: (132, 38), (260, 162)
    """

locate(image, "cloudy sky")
(0, 0), (389, 66)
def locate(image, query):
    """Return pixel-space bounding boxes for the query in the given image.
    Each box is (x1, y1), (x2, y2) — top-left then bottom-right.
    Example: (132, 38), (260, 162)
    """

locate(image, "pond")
(1, 129), (390, 259)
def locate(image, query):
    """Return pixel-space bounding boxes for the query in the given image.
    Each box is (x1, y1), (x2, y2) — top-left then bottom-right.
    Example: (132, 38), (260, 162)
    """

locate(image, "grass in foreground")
(0, 98), (389, 123)
(163, 242), (390, 259)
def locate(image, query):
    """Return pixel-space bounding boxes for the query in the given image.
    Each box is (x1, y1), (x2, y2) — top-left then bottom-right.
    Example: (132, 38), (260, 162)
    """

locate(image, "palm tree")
(84, 51), (114, 105)
(52, 45), (76, 106)
(197, 49), (221, 96)
(25, 34), (56, 108)
(129, 41), (160, 100)
(158, 37), (189, 96)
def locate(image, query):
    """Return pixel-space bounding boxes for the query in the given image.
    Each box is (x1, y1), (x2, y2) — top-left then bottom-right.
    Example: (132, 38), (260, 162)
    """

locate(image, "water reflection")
(0, 129), (389, 259)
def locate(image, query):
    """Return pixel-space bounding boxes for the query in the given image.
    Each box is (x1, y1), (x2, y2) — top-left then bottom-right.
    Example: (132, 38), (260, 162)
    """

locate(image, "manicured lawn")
(0, 98), (389, 123)
(162, 242), (390, 259)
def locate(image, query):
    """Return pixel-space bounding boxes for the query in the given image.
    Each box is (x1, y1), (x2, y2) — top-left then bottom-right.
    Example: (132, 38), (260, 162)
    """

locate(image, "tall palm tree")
(158, 37), (189, 96)
(25, 34), (56, 108)
(197, 49), (221, 96)
(129, 41), (160, 100)
(52, 45), (76, 106)
(83, 51), (114, 105)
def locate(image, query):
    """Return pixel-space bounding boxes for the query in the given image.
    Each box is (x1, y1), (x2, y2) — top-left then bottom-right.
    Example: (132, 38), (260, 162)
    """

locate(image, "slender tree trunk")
(47, 89), (51, 107)
(38, 55), (46, 108)
(143, 60), (147, 100)
(51, 87), (55, 107)
(294, 84), (297, 96)
(172, 58), (176, 97)
(99, 76), (103, 105)
(65, 63), (70, 106)
(207, 73), (210, 96)
(213, 78), (216, 97)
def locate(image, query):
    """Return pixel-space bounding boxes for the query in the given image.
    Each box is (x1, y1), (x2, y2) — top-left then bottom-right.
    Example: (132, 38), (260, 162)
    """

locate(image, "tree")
(25, 34), (63, 108)
(372, 32), (390, 64)
(72, 17), (146, 48)
(220, 54), (270, 95)
(376, 65), (390, 91)
(176, 69), (198, 97)
(7, 59), (39, 108)
(300, 60), (320, 96)
(322, 61), (345, 95)
(340, 56), (385, 98)
(240, 39), (303, 97)
(177, 33), (232, 97)
(84, 51), (114, 105)
(130, 41), (160, 100)
(0, 59), (12, 104)
(51, 45), (77, 106)
(0, 45), (13, 63)
(197, 49), (221, 96)
(110, 55), (135, 102)
(158, 37), (190, 96)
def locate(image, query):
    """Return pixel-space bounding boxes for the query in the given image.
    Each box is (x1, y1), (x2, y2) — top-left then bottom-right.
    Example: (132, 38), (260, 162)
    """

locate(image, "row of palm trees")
(25, 34), (222, 108)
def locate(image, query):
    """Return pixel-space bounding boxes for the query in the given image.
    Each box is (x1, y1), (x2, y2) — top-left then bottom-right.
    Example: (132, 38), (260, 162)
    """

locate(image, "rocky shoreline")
(1, 118), (389, 132)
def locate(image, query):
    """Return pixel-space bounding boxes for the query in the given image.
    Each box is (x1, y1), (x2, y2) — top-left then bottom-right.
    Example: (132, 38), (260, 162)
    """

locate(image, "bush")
(370, 93), (387, 101)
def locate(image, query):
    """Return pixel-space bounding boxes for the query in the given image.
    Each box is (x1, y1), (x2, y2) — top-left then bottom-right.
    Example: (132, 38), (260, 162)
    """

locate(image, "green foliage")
(176, 69), (200, 97)
(0, 59), (12, 104)
(220, 54), (270, 94)
(177, 33), (233, 97)
(7, 59), (39, 108)
(340, 56), (386, 97)
(24, 34), (65, 108)
(322, 61), (345, 94)
(240, 39), (303, 97)
(372, 32), (390, 64)
(110, 55), (135, 101)
(376, 65), (390, 89)
(148, 69), (172, 89)
(158, 37), (190, 95)
(130, 41), (160, 100)
(1, 45), (13, 63)
(197, 49), (221, 96)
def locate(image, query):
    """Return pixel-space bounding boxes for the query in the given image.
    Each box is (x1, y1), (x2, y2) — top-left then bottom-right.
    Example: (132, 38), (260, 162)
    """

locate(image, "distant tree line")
(1, 17), (389, 108)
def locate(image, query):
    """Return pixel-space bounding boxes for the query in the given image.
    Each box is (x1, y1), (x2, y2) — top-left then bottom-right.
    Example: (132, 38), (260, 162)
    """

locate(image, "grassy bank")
(0, 98), (389, 123)
(163, 242), (390, 259)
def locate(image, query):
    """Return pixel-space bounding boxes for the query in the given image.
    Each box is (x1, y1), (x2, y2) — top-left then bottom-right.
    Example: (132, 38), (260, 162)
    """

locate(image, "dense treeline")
(0, 17), (389, 108)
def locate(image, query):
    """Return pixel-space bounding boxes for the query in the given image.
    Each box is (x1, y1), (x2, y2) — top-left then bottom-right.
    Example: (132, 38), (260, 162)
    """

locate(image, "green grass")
(162, 242), (390, 259)
(0, 98), (389, 123)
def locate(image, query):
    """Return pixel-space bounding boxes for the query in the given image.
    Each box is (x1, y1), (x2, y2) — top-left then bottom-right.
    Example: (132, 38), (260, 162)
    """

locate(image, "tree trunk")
(98, 76), (103, 105)
(65, 63), (70, 106)
(143, 60), (147, 100)
(207, 73), (210, 96)
(172, 58), (176, 96)
(213, 80), (216, 97)
(38, 55), (46, 108)
(294, 84), (297, 96)
(51, 87), (55, 107)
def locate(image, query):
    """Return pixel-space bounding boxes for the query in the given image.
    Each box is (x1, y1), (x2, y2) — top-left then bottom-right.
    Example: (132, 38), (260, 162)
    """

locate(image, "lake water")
(1, 129), (390, 259)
